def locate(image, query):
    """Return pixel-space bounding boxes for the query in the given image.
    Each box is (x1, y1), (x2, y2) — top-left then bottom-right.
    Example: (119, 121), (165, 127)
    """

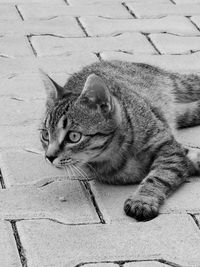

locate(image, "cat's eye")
(68, 131), (82, 143)
(41, 129), (49, 142)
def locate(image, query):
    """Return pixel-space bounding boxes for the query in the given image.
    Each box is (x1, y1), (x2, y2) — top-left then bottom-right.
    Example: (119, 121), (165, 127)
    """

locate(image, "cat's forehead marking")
(57, 115), (68, 144)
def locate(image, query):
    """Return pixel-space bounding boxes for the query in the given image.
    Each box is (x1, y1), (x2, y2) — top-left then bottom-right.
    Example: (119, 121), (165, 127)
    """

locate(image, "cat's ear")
(39, 69), (64, 106)
(79, 73), (113, 114)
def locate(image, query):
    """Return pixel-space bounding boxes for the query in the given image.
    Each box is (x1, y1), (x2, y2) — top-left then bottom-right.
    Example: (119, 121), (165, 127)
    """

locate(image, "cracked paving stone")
(31, 33), (156, 56)
(0, 221), (21, 266)
(80, 16), (199, 36)
(0, 180), (99, 223)
(100, 51), (200, 73)
(149, 33), (200, 54)
(16, 215), (200, 266)
(18, 3), (132, 20)
(125, 2), (200, 18)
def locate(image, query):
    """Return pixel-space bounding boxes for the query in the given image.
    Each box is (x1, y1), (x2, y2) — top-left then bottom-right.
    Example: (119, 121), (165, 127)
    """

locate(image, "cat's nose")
(46, 155), (56, 163)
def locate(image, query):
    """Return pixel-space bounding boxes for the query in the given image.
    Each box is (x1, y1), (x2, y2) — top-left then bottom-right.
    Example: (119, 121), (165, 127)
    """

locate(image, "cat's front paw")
(124, 194), (159, 221)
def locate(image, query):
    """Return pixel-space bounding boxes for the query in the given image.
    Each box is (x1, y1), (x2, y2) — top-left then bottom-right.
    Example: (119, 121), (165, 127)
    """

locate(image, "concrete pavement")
(1, 0), (200, 266)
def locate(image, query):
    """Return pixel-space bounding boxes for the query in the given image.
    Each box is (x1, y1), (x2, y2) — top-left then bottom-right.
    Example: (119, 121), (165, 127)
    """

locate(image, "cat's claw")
(124, 195), (159, 221)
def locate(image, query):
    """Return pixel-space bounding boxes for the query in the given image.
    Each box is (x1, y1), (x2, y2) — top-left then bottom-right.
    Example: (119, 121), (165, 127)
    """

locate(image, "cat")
(39, 60), (200, 221)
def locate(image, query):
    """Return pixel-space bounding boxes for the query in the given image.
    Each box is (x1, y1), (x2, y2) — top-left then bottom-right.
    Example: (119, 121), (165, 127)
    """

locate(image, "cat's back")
(65, 60), (173, 101)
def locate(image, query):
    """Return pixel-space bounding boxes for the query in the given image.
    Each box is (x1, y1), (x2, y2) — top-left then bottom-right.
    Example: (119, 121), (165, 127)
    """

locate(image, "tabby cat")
(40, 60), (200, 221)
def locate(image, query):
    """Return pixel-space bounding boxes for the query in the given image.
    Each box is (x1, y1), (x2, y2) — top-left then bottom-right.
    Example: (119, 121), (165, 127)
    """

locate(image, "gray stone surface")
(0, 125), (41, 150)
(31, 33), (156, 56)
(0, 36), (33, 57)
(0, 17), (85, 37)
(100, 51), (200, 73)
(89, 175), (200, 223)
(0, 150), (66, 186)
(124, 262), (170, 267)
(150, 34), (200, 54)
(0, 221), (21, 266)
(2, 97), (44, 126)
(17, 215), (200, 267)
(81, 16), (199, 36)
(126, 2), (200, 18)
(0, 180), (99, 223)
(0, 53), (98, 75)
(18, 3), (132, 19)
(0, 4), (21, 20)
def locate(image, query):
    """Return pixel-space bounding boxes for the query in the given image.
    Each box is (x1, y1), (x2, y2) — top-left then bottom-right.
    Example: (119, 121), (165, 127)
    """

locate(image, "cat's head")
(40, 70), (122, 169)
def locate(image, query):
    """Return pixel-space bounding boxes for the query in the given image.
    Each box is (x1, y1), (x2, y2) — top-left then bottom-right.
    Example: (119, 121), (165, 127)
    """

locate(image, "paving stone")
(0, 57), (37, 75)
(100, 51), (200, 73)
(126, 2), (200, 18)
(160, 178), (200, 214)
(0, 221), (21, 266)
(89, 180), (137, 223)
(149, 33), (200, 54)
(36, 53), (98, 74)
(1, 97), (44, 126)
(0, 4), (21, 20)
(0, 17), (84, 37)
(90, 168), (200, 223)
(177, 126), (200, 148)
(175, 0), (200, 3)
(0, 35), (33, 57)
(191, 16), (200, 30)
(81, 16), (198, 36)
(31, 33), (156, 56)
(18, 3), (132, 20)
(0, 126), (41, 150)
(0, 180), (99, 223)
(194, 215), (200, 227)
(76, 264), (117, 267)
(68, 0), (171, 4)
(0, 73), (44, 100)
(124, 262), (169, 267)
(0, 53), (98, 75)
(0, 150), (66, 186)
(17, 215), (200, 266)
(0, 73), (69, 100)
(0, 0), (64, 3)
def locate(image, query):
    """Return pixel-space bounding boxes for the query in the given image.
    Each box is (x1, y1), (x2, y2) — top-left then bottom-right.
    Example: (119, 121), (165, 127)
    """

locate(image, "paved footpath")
(1, 0), (200, 266)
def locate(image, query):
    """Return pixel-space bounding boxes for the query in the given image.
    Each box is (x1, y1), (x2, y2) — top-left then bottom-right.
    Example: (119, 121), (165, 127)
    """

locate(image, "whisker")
(77, 165), (89, 180)
(86, 163), (99, 180)
(70, 165), (80, 179)
(73, 165), (88, 181)
(64, 166), (70, 179)
(69, 164), (76, 180)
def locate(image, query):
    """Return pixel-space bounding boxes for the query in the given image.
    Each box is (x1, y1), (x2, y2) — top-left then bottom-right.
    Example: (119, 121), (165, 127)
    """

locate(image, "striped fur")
(40, 60), (200, 221)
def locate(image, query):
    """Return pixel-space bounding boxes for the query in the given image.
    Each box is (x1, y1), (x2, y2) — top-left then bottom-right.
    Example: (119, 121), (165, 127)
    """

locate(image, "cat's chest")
(94, 156), (148, 185)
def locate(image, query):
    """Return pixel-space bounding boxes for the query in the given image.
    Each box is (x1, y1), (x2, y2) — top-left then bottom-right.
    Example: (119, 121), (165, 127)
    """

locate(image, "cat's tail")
(171, 73), (200, 128)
